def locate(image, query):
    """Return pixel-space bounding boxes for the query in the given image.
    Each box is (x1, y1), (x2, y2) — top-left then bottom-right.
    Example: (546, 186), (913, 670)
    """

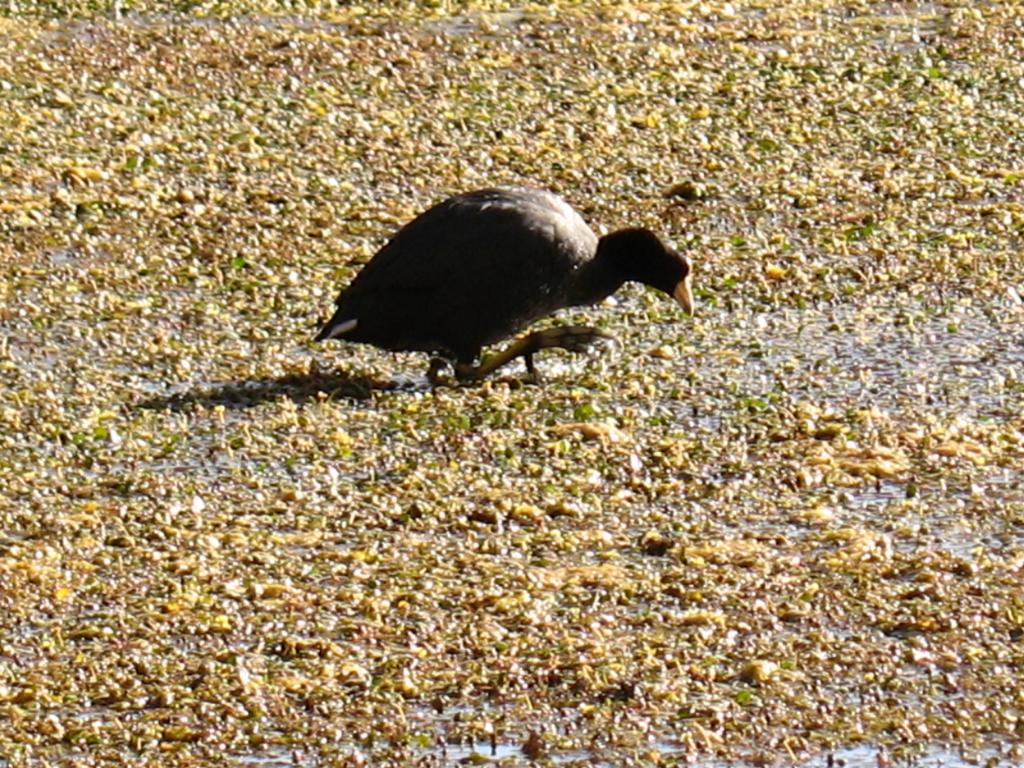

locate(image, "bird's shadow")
(137, 369), (398, 412)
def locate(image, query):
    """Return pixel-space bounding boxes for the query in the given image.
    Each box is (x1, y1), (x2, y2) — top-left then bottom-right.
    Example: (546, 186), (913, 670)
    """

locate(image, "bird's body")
(316, 187), (693, 379)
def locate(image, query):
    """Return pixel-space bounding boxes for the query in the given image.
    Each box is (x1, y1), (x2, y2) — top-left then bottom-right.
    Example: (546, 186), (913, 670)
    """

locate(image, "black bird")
(315, 186), (694, 380)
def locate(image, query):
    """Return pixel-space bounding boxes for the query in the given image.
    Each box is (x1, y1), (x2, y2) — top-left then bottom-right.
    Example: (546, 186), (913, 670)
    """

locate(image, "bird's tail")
(314, 317), (358, 342)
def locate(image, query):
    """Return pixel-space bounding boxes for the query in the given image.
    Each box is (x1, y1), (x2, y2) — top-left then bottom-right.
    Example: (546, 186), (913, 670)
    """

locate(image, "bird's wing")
(333, 192), (593, 309)
(336, 197), (465, 300)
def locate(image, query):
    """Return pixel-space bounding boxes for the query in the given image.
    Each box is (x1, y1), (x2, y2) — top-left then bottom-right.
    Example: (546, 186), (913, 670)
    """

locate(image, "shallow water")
(307, 735), (1014, 768)
(701, 299), (1024, 420)
(4, 4), (1023, 765)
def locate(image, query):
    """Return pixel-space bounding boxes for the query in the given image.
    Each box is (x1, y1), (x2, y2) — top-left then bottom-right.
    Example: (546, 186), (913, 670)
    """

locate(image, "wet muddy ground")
(1, 2), (1023, 766)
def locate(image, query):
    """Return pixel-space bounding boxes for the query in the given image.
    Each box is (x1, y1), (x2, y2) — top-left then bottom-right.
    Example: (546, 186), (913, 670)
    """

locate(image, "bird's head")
(600, 228), (694, 315)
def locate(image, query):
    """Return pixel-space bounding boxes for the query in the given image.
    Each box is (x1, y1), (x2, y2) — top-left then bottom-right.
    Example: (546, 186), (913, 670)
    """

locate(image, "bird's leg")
(458, 326), (615, 380)
(522, 351), (541, 384)
(454, 361), (478, 381)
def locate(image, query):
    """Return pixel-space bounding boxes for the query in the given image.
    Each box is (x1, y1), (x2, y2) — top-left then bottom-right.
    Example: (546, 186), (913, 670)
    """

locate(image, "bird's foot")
(531, 325), (616, 355)
(426, 357), (455, 386)
(464, 326), (617, 380)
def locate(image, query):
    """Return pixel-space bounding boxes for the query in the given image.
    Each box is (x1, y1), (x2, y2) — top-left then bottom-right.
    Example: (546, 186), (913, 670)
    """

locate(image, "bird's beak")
(673, 274), (695, 316)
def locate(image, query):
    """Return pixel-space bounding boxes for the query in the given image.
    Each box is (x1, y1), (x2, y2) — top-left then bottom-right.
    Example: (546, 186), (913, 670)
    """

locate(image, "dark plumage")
(315, 186), (694, 380)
